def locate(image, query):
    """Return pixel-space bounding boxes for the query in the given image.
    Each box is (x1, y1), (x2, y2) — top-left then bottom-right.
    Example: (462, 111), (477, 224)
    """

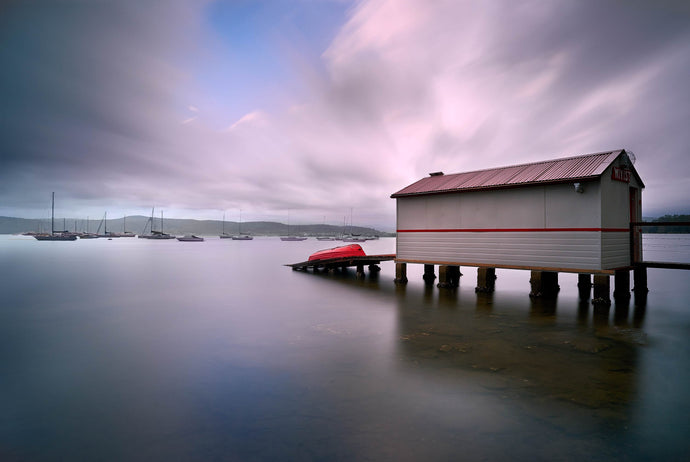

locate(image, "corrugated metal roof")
(391, 150), (634, 197)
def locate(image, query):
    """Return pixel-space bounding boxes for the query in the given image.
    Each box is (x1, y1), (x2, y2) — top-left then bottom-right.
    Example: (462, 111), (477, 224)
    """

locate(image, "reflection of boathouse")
(391, 149), (645, 304)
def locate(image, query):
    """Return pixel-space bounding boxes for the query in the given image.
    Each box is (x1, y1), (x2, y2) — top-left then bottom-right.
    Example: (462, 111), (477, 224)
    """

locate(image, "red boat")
(308, 244), (366, 261)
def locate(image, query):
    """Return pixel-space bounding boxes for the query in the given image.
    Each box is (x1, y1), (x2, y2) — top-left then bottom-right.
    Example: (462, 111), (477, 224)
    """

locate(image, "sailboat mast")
(51, 192), (55, 235)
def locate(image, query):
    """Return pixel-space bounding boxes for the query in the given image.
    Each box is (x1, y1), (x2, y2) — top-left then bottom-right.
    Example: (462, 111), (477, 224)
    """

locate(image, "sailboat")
(138, 208), (155, 238)
(138, 208), (175, 239)
(341, 208), (366, 242)
(220, 213), (232, 239)
(231, 210), (253, 240)
(96, 212), (120, 238)
(118, 216), (136, 237)
(34, 192), (77, 240)
(150, 210), (175, 239)
(280, 210), (307, 241)
(177, 234), (204, 242)
(79, 216), (99, 239)
(316, 216), (336, 240)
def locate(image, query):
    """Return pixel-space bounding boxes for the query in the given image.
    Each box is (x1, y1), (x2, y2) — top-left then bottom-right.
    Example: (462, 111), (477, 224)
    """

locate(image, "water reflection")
(286, 256), (671, 459)
(529, 296), (558, 319)
(393, 280), (642, 447)
(2, 236), (688, 461)
(614, 299), (631, 327)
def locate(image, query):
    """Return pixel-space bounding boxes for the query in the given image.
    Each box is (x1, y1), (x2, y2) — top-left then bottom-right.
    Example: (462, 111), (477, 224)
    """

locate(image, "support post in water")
(475, 267), (496, 293)
(593, 274), (611, 307)
(437, 265), (461, 288)
(394, 262), (408, 284)
(578, 274), (592, 300)
(614, 269), (631, 301)
(449, 266), (461, 287)
(356, 264), (365, 279)
(423, 264), (436, 284)
(530, 271), (559, 298)
(633, 266), (649, 305)
(437, 265), (450, 288)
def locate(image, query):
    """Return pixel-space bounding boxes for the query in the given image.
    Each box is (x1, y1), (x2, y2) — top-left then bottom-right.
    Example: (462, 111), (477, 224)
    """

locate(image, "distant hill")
(641, 214), (690, 233)
(0, 215), (394, 237)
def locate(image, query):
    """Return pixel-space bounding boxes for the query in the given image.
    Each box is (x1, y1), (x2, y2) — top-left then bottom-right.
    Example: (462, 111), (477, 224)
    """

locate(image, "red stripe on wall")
(396, 228), (629, 233)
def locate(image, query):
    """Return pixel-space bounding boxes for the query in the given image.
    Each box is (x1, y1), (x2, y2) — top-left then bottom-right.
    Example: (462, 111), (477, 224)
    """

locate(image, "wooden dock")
(286, 254), (396, 278)
(637, 261), (690, 270)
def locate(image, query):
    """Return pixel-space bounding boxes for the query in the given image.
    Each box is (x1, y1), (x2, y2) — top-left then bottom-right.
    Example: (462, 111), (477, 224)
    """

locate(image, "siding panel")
(397, 231), (602, 270)
(601, 232), (630, 269)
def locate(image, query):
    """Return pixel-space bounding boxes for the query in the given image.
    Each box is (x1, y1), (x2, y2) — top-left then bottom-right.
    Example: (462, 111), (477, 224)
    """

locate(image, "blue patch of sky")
(187, 0), (351, 128)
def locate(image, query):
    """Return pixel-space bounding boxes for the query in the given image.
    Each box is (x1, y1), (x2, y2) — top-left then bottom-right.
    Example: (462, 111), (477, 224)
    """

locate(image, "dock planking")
(286, 254), (396, 272)
(637, 261), (690, 270)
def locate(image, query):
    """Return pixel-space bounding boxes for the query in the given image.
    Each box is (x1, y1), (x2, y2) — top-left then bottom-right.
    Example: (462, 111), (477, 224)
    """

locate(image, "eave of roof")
(391, 149), (643, 198)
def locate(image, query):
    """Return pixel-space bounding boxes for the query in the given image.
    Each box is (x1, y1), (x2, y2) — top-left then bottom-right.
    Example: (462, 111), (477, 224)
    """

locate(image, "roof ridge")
(442, 149), (623, 178)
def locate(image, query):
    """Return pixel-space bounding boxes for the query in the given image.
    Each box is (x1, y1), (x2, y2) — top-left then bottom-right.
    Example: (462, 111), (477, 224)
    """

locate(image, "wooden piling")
(394, 262), (408, 284)
(423, 264), (436, 284)
(577, 274), (592, 300)
(449, 266), (461, 287)
(437, 265), (460, 288)
(614, 269), (631, 301)
(356, 263), (365, 279)
(437, 265), (450, 288)
(475, 267), (496, 293)
(633, 266), (648, 295)
(592, 274), (611, 307)
(529, 271), (559, 298)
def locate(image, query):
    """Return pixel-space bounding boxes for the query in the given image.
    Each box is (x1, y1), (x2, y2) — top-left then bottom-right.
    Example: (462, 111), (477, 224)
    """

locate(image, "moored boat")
(146, 230), (175, 239)
(231, 209), (253, 240)
(35, 232), (77, 241)
(281, 210), (306, 241)
(308, 244), (366, 261)
(139, 209), (175, 239)
(220, 213), (232, 238)
(177, 234), (204, 242)
(117, 216), (136, 237)
(342, 235), (366, 242)
(33, 193), (78, 241)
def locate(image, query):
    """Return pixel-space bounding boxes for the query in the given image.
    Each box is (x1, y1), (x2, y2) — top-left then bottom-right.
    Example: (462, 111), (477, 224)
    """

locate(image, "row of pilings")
(394, 263), (649, 307)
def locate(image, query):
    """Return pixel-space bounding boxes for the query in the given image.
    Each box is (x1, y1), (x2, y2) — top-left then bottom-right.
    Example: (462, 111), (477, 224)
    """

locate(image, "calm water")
(1, 234), (689, 461)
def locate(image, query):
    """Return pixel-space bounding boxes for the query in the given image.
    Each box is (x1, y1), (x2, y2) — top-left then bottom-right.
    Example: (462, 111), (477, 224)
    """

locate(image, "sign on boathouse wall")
(611, 166), (631, 183)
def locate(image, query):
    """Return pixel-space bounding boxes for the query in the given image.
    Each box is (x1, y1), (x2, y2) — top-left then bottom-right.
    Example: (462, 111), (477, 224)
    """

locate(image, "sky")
(1, 0), (689, 231)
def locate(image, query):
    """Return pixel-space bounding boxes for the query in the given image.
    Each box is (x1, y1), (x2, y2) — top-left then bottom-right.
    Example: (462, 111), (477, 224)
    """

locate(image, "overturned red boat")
(308, 244), (366, 262)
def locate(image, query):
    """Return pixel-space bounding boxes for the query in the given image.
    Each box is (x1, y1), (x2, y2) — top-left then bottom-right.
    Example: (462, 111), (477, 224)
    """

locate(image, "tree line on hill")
(640, 214), (690, 233)
(0, 215), (394, 237)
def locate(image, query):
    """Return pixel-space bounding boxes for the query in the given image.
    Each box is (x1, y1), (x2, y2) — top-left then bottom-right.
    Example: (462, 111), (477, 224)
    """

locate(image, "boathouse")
(391, 150), (644, 294)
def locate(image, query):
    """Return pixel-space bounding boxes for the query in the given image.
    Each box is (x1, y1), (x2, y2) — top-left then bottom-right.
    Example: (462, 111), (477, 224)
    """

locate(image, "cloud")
(318, 0), (690, 214)
(1, 0), (689, 228)
(227, 111), (268, 131)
